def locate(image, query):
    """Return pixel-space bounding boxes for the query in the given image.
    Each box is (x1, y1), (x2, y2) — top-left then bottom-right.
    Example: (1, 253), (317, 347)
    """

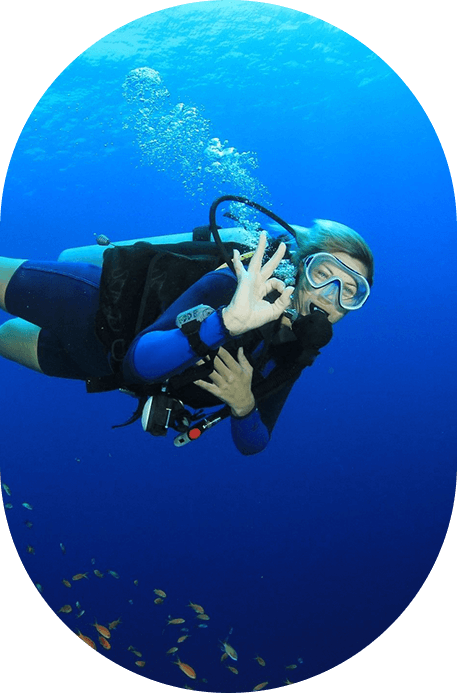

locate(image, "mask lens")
(305, 253), (369, 310)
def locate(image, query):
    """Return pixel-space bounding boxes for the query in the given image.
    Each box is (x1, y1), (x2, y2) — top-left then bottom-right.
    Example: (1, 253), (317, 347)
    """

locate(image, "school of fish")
(3, 480), (306, 690)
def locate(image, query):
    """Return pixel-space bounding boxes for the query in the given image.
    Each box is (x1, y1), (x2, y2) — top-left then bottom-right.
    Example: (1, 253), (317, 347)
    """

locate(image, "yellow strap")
(215, 250), (255, 271)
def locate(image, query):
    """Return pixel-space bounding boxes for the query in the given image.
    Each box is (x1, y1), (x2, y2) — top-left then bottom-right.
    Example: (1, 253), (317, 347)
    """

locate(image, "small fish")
(174, 658), (196, 680)
(135, 661), (146, 668)
(254, 655), (266, 667)
(180, 627), (189, 632)
(35, 583), (43, 593)
(26, 544), (35, 555)
(94, 570), (104, 578)
(58, 605), (72, 614)
(77, 631), (96, 650)
(72, 573), (89, 581)
(75, 601), (82, 610)
(133, 579), (139, 586)
(167, 618), (185, 625)
(197, 624), (208, 629)
(76, 610), (85, 619)
(252, 682), (268, 691)
(92, 621), (111, 639)
(24, 520), (33, 528)
(187, 601), (204, 614)
(132, 650), (142, 658)
(177, 635), (190, 643)
(220, 641), (238, 661)
(196, 613), (210, 620)
(62, 579), (71, 588)
(285, 664), (298, 670)
(283, 679), (294, 685)
(4, 503), (13, 510)
(166, 647), (179, 655)
(107, 570), (120, 579)
(108, 617), (122, 630)
(154, 597), (163, 605)
(154, 588), (167, 598)
(297, 657), (303, 664)
(99, 636), (111, 650)
(60, 543), (66, 554)
(221, 653), (228, 662)
(95, 234), (112, 247)
(90, 557), (96, 565)
(227, 666), (239, 674)
(22, 502), (33, 510)
(128, 599), (134, 605)
(2, 483), (11, 496)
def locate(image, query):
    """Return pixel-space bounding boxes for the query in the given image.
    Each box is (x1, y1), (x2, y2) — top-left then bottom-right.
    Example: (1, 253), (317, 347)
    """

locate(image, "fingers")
(272, 285), (294, 312)
(247, 231), (268, 274)
(260, 241), (286, 278)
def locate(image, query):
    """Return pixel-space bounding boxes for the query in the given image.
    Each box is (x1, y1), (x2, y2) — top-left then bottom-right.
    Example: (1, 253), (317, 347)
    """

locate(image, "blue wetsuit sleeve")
(231, 377), (297, 455)
(121, 266), (298, 456)
(122, 269), (237, 383)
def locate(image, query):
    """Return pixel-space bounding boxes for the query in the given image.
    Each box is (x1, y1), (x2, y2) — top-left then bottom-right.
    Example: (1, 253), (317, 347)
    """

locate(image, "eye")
(342, 284), (356, 299)
(313, 268), (330, 281)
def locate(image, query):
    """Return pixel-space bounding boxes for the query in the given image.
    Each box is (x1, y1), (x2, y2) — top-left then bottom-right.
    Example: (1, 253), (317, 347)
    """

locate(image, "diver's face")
(294, 252), (369, 324)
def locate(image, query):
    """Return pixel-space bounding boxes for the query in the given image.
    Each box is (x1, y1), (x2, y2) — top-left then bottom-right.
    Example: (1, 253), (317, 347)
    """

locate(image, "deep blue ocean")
(1, 2), (456, 691)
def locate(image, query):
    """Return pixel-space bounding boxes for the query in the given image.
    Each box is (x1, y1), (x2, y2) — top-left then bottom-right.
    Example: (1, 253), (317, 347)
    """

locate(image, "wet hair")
(291, 219), (374, 286)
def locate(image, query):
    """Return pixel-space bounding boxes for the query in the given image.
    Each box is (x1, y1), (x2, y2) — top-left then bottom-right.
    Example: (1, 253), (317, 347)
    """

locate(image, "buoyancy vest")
(86, 239), (333, 418)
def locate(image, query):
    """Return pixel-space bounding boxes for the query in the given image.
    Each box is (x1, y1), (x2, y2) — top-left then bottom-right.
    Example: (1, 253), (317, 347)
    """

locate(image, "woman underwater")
(0, 216), (374, 455)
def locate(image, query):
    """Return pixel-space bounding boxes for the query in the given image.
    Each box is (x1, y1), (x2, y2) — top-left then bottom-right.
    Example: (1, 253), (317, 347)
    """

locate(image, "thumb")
(272, 285), (294, 315)
(238, 346), (249, 363)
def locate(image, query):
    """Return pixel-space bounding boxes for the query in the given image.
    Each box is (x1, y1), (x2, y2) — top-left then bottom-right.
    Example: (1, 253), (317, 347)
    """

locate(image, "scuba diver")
(0, 196), (374, 455)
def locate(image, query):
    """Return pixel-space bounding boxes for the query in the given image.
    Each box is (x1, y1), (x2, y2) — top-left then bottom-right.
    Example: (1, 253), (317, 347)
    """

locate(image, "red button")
(188, 428), (201, 440)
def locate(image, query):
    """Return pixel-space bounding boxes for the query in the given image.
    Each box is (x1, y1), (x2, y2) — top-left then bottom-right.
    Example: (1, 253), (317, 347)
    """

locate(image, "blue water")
(1, 2), (456, 691)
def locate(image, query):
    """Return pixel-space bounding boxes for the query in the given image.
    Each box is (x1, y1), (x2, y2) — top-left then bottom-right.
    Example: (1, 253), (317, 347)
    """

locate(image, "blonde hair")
(291, 219), (374, 286)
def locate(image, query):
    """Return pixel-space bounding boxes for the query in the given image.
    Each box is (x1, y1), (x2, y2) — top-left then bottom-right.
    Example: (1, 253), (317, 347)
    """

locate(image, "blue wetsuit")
(5, 261), (300, 455)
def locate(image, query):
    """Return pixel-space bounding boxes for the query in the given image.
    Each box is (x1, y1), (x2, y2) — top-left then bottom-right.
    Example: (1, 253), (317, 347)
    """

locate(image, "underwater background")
(1, 1), (456, 693)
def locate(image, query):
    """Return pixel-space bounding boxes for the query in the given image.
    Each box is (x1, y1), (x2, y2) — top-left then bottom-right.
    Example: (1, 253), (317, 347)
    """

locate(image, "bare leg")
(0, 318), (44, 373)
(0, 257), (27, 311)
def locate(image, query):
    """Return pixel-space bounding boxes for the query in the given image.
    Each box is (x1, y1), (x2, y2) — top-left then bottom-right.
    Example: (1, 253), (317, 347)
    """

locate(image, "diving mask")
(303, 253), (370, 311)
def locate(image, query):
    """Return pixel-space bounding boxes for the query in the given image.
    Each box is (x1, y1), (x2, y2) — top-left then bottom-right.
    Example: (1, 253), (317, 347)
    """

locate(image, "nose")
(319, 280), (340, 302)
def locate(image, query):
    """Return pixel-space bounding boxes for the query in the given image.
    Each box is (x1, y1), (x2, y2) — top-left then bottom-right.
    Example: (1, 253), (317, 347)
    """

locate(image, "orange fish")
(167, 618), (185, 625)
(174, 658), (196, 680)
(58, 605), (72, 613)
(72, 573), (89, 581)
(154, 589), (167, 598)
(99, 636), (111, 650)
(93, 570), (104, 578)
(227, 666), (239, 674)
(254, 656), (266, 667)
(108, 617), (122, 630)
(177, 635), (190, 643)
(221, 652), (228, 662)
(77, 631), (96, 649)
(135, 661), (146, 668)
(187, 601), (204, 614)
(154, 597), (163, 605)
(62, 579), (71, 588)
(252, 682), (268, 691)
(166, 647), (179, 655)
(93, 621), (111, 639)
(196, 613), (210, 620)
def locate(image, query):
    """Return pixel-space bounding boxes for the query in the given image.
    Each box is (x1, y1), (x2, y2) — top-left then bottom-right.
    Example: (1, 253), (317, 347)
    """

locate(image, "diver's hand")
(194, 347), (255, 417)
(222, 232), (294, 336)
